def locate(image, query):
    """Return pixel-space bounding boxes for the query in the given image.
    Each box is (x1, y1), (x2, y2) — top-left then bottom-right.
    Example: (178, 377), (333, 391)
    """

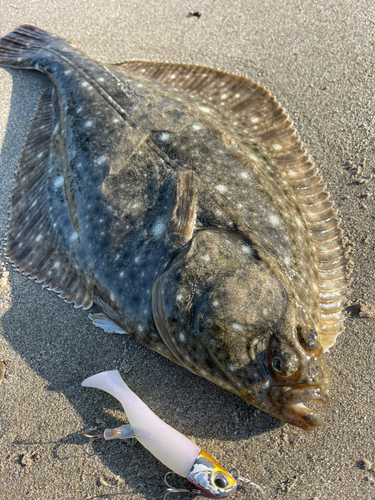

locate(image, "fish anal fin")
(6, 88), (93, 310)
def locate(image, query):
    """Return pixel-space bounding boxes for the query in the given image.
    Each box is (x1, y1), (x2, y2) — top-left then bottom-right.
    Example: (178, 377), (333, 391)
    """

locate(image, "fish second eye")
(298, 326), (319, 350)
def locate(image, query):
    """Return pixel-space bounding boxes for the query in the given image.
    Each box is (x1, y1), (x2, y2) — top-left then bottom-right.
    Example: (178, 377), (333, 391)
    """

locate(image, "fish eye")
(272, 357), (282, 373)
(271, 347), (298, 376)
(308, 328), (318, 339)
(298, 326), (319, 350)
(213, 473), (229, 489)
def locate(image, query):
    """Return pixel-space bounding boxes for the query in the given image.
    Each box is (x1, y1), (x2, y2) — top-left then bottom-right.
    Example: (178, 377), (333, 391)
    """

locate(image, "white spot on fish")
(64, 69), (72, 75)
(70, 232), (78, 242)
(192, 124), (202, 131)
(97, 77), (105, 82)
(35, 234), (42, 242)
(160, 132), (170, 141)
(232, 323), (244, 332)
(269, 215), (281, 227)
(85, 120), (93, 128)
(220, 94), (227, 100)
(37, 152), (43, 158)
(250, 116), (259, 124)
(212, 301), (219, 307)
(113, 118), (120, 123)
(228, 364), (236, 371)
(216, 184), (228, 194)
(96, 156), (106, 165)
(198, 105), (211, 114)
(201, 254), (211, 262)
(53, 123), (59, 135)
(134, 256), (141, 263)
(273, 144), (283, 151)
(240, 171), (249, 179)
(179, 332), (185, 342)
(176, 294), (183, 301)
(241, 245), (251, 255)
(54, 177), (64, 189)
(81, 81), (89, 87)
(152, 218), (165, 237)
(138, 325), (144, 332)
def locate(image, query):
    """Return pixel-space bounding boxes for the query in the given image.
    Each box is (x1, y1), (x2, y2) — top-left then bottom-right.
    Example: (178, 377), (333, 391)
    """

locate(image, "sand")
(0, 1), (374, 499)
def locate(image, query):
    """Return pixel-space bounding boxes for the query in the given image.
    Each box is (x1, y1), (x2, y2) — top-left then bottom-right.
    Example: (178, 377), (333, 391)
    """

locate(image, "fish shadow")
(0, 70), (281, 499)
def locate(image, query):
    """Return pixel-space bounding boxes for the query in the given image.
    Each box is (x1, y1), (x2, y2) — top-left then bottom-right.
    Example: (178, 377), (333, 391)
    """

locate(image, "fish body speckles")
(0, 25), (348, 430)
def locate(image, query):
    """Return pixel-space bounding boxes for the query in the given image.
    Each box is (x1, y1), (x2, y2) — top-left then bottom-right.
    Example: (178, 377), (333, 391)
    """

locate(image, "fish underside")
(0, 26), (348, 431)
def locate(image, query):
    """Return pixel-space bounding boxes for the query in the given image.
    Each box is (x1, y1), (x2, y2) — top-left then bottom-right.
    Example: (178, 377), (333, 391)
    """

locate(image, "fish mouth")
(269, 385), (330, 431)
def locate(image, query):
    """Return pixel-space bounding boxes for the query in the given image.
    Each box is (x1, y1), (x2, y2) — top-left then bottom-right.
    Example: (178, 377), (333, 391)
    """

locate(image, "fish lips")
(269, 385), (331, 431)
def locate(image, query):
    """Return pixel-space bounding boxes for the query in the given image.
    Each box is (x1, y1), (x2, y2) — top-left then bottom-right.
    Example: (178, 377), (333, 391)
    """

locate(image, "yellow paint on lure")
(82, 371), (262, 498)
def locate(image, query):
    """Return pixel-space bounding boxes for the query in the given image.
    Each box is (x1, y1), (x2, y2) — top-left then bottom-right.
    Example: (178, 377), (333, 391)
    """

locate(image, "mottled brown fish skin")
(0, 26), (347, 431)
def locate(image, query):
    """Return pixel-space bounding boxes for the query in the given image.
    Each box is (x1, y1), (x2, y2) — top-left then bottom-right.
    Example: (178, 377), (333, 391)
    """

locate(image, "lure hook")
(164, 472), (202, 498)
(82, 427), (104, 456)
(228, 468), (264, 496)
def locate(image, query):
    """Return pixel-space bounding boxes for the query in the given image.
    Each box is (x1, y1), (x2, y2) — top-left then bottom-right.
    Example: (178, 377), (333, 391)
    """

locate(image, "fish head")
(152, 230), (330, 431)
(186, 450), (237, 498)
(263, 323), (330, 431)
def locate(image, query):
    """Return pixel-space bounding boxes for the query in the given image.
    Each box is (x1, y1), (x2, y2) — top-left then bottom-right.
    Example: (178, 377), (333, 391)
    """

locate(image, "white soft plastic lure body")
(82, 370), (242, 498)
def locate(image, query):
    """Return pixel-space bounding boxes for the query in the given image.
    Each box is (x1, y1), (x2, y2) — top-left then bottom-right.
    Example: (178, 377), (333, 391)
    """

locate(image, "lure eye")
(271, 348), (298, 377)
(213, 473), (229, 489)
(298, 326), (319, 350)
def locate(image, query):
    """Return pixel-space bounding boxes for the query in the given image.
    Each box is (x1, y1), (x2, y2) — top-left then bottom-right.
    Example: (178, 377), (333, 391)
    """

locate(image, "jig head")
(82, 370), (263, 498)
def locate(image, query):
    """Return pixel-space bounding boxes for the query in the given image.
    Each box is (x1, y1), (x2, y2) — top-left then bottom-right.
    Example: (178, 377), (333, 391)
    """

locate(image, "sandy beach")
(0, 1), (374, 499)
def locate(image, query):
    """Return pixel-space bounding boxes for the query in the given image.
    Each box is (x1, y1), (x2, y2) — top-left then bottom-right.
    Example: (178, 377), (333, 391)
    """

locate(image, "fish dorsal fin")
(6, 88), (93, 309)
(115, 61), (348, 350)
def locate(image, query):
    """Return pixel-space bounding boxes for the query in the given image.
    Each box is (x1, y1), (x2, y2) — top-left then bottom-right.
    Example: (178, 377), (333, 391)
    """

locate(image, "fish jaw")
(269, 384), (330, 431)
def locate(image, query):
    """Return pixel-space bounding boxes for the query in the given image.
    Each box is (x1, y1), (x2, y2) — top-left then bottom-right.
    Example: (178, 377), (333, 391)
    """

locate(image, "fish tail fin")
(0, 25), (55, 69)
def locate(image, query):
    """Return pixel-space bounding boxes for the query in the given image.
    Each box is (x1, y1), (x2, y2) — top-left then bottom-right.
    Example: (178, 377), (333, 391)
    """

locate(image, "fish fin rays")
(89, 313), (128, 334)
(116, 61), (348, 350)
(6, 88), (93, 310)
(167, 171), (197, 251)
(0, 25), (52, 69)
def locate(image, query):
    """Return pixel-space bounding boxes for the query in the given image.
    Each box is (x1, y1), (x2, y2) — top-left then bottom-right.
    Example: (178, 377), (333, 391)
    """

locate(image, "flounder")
(0, 26), (348, 431)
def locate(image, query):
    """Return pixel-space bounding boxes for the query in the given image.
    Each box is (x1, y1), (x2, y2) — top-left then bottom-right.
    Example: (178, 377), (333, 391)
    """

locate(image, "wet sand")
(0, 1), (374, 499)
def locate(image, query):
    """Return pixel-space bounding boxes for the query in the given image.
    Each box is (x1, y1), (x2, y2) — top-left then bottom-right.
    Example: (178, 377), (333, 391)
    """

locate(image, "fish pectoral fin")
(89, 313), (128, 334)
(167, 170), (197, 251)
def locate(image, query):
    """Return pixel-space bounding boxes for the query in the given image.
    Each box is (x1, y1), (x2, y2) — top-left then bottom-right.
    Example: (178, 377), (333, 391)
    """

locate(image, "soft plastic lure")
(82, 370), (262, 498)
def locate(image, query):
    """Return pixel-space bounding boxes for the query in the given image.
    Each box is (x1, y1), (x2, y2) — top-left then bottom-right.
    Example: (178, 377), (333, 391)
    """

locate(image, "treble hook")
(82, 427), (105, 456)
(164, 472), (202, 499)
(228, 468), (264, 496)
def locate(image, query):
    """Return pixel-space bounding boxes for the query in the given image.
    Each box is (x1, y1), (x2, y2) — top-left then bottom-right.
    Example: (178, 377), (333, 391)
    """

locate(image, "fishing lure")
(82, 370), (263, 498)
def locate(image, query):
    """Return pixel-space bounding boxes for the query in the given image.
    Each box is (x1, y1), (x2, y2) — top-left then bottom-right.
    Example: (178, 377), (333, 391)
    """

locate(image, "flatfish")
(0, 26), (348, 431)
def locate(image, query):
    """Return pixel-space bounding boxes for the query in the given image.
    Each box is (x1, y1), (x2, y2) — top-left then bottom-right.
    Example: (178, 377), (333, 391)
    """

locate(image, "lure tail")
(0, 25), (70, 69)
(82, 370), (201, 477)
